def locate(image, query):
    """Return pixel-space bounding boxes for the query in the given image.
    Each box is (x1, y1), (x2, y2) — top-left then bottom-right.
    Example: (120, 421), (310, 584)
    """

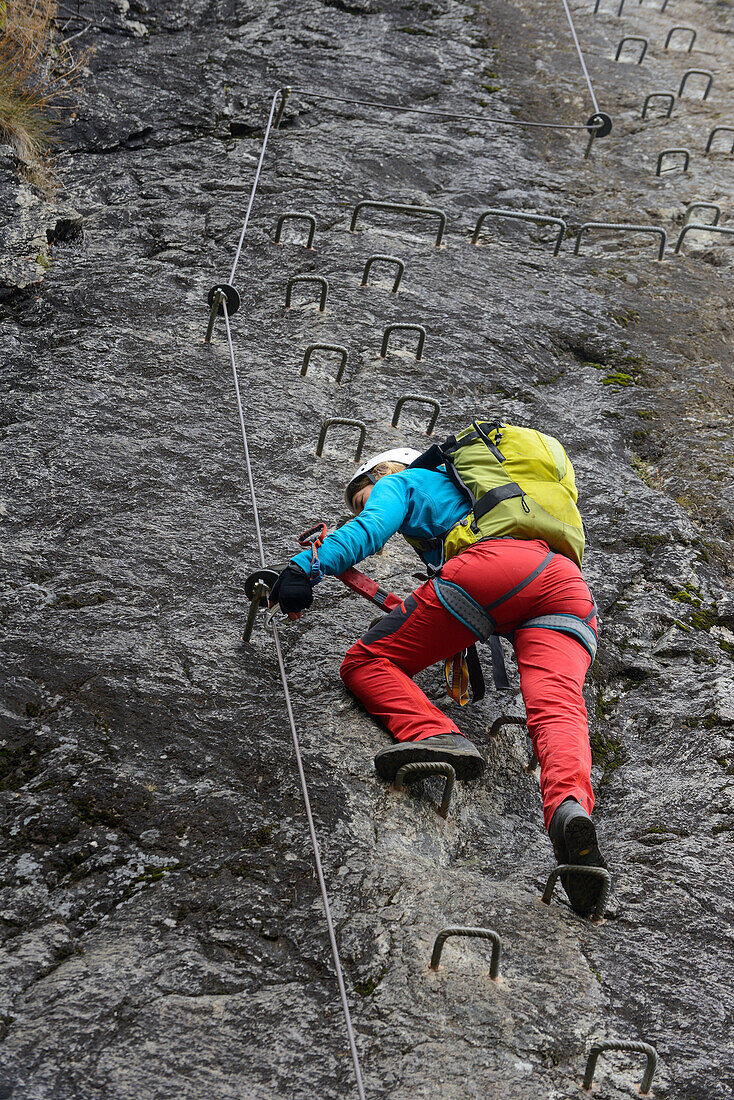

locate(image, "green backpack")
(409, 419), (586, 568)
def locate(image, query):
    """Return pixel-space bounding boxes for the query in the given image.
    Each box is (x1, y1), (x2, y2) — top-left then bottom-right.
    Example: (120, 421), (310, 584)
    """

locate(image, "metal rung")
(675, 223), (734, 254)
(392, 394), (440, 435)
(678, 69), (714, 100)
(361, 254), (405, 293)
(275, 211), (317, 249)
(488, 716), (537, 771)
(350, 200), (447, 246)
(286, 274), (328, 311)
(472, 208), (567, 256)
(316, 417), (367, 461)
(583, 1039), (658, 1094)
(641, 91), (675, 120)
(393, 761), (455, 819)
(574, 221), (667, 261)
(705, 126), (734, 154)
(656, 148), (690, 176)
(614, 35), (648, 63)
(542, 864), (611, 919)
(302, 343), (349, 383)
(381, 323), (426, 361)
(430, 926), (502, 979)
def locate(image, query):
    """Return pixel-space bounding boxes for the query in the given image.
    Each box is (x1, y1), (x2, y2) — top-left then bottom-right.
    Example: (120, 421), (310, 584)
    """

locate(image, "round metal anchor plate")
(207, 282), (242, 316)
(586, 112), (613, 137)
(244, 567), (280, 601)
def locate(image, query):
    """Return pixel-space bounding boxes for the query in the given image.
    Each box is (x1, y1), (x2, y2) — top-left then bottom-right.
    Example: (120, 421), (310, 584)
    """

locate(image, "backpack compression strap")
(470, 483), (528, 531)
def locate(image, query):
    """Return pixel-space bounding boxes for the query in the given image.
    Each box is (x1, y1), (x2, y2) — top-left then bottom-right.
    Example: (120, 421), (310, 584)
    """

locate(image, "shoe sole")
(375, 742), (486, 782)
(561, 815), (607, 917)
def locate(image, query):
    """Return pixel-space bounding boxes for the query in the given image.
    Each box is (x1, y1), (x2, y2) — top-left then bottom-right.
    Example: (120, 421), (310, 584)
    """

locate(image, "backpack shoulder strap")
(408, 441), (476, 506)
(406, 443), (447, 471)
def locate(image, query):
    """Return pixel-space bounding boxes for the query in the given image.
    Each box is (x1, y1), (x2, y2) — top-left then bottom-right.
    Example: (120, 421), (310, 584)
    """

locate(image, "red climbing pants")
(340, 539), (597, 830)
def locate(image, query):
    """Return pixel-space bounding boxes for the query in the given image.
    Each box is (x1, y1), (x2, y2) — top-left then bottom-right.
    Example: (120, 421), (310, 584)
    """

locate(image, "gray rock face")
(0, 0), (733, 1097)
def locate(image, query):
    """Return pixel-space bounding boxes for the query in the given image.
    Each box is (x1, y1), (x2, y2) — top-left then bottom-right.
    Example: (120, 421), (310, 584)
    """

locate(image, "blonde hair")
(348, 461), (406, 507)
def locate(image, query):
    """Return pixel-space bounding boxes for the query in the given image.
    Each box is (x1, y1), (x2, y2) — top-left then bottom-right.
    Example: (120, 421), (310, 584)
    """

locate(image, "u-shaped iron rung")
(472, 208), (567, 256)
(583, 1040), (658, 1095)
(542, 864), (612, 919)
(350, 200), (447, 246)
(665, 25), (696, 51)
(430, 927), (502, 980)
(275, 211), (317, 249)
(302, 343), (349, 383)
(675, 223), (734, 253)
(615, 35), (648, 63)
(684, 202), (721, 226)
(380, 323), (427, 361)
(678, 69), (714, 100)
(393, 761), (455, 819)
(316, 418), (367, 461)
(573, 222), (667, 262)
(706, 126), (734, 154)
(656, 148), (690, 176)
(392, 394), (441, 435)
(642, 91), (675, 120)
(361, 254), (406, 293)
(286, 275), (328, 311)
(595, 0), (665, 14)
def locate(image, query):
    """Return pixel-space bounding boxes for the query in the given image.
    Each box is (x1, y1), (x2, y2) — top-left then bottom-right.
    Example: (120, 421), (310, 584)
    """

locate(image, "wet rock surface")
(0, 0), (733, 1097)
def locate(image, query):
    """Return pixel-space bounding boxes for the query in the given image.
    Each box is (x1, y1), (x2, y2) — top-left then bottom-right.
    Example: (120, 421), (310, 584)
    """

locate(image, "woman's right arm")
(290, 475), (410, 578)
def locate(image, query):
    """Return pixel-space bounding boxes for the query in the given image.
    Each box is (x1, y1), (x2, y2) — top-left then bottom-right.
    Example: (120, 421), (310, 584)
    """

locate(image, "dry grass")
(0, 0), (87, 191)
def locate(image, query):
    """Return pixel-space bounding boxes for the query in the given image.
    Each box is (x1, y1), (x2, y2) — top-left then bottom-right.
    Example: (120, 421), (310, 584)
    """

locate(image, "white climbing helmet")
(345, 448), (422, 512)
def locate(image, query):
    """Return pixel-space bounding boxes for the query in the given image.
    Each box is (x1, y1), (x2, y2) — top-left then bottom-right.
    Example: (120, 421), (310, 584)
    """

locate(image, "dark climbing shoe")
(375, 733), (486, 783)
(549, 798), (608, 917)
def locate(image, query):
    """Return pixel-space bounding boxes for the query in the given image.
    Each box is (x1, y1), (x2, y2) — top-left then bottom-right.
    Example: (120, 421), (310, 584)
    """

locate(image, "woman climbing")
(268, 420), (607, 917)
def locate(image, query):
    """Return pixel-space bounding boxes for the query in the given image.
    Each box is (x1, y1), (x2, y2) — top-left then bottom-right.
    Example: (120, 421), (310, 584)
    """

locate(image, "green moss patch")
(355, 966), (387, 997)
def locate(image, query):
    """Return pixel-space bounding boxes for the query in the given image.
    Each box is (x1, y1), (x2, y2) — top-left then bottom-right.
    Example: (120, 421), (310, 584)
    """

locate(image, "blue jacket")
(291, 468), (468, 580)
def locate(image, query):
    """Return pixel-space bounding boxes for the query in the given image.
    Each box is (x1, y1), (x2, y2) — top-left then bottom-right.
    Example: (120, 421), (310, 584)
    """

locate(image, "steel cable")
(221, 300), (368, 1100)
(291, 87), (602, 131)
(559, 0), (600, 113)
(229, 88), (281, 284)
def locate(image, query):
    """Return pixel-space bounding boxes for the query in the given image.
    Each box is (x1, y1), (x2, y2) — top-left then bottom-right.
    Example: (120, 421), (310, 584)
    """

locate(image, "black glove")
(269, 564), (313, 614)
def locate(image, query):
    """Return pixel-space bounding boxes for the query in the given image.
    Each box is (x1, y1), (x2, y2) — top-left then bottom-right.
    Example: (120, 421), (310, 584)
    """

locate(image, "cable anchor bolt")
(584, 112), (613, 159)
(242, 568), (281, 643)
(205, 283), (241, 343)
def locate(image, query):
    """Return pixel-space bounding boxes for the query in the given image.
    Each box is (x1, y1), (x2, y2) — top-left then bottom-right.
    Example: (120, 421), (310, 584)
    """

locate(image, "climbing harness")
(432, 548), (598, 689)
